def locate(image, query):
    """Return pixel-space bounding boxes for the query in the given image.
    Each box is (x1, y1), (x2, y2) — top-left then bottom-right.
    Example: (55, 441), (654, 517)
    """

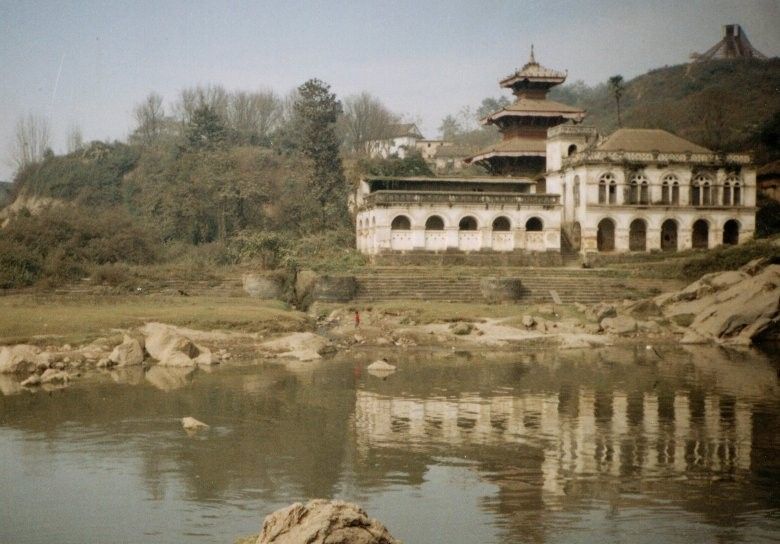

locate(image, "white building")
(546, 126), (756, 255)
(367, 123), (424, 159)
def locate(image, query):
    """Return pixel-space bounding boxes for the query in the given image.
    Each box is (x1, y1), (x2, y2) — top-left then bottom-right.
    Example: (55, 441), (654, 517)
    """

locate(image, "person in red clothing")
(354, 309), (360, 328)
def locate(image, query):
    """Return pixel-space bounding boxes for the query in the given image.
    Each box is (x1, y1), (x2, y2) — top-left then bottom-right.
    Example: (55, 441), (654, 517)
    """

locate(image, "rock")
(480, 276), (522, 303)
(574, 302), (587, 313)
(521, 315), (535, 328)
(242, 274), (282, 299)
(21, 374), (42, 387)
(145, 366), (195, 391)
(294, 270), (319, 308)
(194, 346), (215, 365)
(0, 345), (41, 374)
(0, 376), (22, 396)
(97, 357), (112, 368)
(583, 323), (602, 334)
(181, 416), (209, 432)
(40, 369), (70, 384)
(259, 332), (332, 362)
(367, 359), (396, 378)
(740, 257), (770, 276)
(256, 499), (400, 544)
(450, 322), (473, 335)
(141, 322), (202, 367)
(586, 303), (617, 322)
(626, 299), (662, 318)
(685, 265), (780, 345)
(600, 315), (638, 335)
(638, 320), (662, 333)
(109, 334), (145, 366)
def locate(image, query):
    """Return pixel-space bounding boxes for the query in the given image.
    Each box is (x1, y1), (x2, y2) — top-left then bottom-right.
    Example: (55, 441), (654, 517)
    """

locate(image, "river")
(0, 344), (778, 543)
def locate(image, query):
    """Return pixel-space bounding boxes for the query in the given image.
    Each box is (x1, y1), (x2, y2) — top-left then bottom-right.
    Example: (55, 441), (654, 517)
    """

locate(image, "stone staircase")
(353, 267), (681, 304)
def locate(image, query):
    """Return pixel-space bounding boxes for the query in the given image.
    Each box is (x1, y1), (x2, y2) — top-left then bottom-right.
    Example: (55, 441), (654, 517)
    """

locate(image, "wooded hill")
(550, 58), (780, 162)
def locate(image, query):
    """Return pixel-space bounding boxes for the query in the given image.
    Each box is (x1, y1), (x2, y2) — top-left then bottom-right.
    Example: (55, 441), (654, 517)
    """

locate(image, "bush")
(756, 195), (780, 238)
(226, 231), (293, 269)
(0, 205), (160, 288)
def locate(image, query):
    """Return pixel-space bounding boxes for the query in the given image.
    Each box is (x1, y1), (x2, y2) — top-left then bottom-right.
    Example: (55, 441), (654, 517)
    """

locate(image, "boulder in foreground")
(256, 499), (400, 544)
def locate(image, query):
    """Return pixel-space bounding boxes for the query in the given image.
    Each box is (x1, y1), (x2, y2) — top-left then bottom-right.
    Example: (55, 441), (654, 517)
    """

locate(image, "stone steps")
(353, 269), (677, 304)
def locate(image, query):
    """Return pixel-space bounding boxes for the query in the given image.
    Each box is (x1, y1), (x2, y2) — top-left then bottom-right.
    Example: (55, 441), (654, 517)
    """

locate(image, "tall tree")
(291, 78), (348, 230)
(9, 114), (51, 172)
(228, 90), (282, 145)
(66, 123), (84, 153)
(185, 104), (227, 150)
(438, 115), (462, 140)
(608, 75), (625, 127)
(341, 92), (398, 154)
(133, 92), (165, 146)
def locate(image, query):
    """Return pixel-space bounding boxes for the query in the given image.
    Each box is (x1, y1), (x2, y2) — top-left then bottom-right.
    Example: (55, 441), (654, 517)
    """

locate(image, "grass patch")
(0, 294), (311, 345)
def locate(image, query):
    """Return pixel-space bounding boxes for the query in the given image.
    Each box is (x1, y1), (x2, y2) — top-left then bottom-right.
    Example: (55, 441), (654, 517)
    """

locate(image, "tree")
(132, 92), (165, 146)
(185, 104), (227, 150)
(66, 123), (84, 153)
(228, 90), (282, 145)
(173, 85), (230, 127)
(290, 78), (348, 230)
(9, 114), (51, 172)
(340, 92), (398, 154)
(608, 75), (625, 127)
(438, 115), (462, 140)
(476, 96), (510, 120)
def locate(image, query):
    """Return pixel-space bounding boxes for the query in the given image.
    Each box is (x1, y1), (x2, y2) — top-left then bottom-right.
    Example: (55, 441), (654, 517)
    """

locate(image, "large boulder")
(600, 315), (638, 335)
(141, 323), (213, 367)
(145, 366), (195, 391)
(243, 274), (282, 299)
(586, 303), (617, 322)
(109, 334), (144, 366)
(0, 345), (41, 374)
(480, 276), (522, 303)
(256, 499), (400, 544)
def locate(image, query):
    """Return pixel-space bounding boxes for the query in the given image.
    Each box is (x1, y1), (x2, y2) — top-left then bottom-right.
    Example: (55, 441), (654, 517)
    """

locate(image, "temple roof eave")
(482, 110), (586, 125)
(465, 150), (547, 164)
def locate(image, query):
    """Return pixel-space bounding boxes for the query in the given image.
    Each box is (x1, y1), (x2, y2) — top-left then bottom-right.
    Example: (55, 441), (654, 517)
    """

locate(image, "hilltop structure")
(355, 49), (756, 261)
(367, 123), (423, 159)
(690, 24), (767, 62)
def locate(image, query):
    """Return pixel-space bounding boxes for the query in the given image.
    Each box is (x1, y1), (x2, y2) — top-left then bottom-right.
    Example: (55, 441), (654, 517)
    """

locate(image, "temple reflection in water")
(356, 386), (754, 505)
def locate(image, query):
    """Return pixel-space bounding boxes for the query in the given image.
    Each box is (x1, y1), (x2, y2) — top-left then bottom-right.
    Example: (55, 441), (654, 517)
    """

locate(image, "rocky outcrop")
(256, 499), (399, 544)
(657, 260), (780, 345)
(181, 416), (209, 432)
(480, 276), (522, 303)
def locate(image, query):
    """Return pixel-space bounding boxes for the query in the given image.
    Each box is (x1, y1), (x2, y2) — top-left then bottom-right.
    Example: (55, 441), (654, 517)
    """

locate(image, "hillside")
(550, 58), (780, 161)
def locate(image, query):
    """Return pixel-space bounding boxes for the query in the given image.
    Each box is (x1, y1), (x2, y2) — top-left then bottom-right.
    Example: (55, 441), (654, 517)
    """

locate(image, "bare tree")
(132, 92), (165, 146)
(173, 85), (230, 126)
(229, 89), (282, 144)
(341, 92), (398, 153)
(9, 114), (51, 171)
(66, 123), (84, 153)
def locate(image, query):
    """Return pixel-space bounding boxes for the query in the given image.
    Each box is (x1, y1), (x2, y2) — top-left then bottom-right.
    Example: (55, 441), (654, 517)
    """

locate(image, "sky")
(1, 0), (778, 180)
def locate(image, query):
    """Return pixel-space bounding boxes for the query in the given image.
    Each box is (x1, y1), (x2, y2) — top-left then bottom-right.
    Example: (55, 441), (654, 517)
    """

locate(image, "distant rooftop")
(500, 46), (567, 88)
(483, 97), (585, 123)
(597, 128), (711, 154)
(691, 24), (767, 62)
(388, 123), (423, 139)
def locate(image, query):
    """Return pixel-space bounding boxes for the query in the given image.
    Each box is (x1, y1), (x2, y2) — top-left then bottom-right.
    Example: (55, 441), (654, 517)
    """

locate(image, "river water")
(0, 344), (778, 543)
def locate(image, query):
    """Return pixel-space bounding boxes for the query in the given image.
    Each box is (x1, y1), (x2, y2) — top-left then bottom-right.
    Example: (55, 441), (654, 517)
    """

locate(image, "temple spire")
(529, 44), (536, 65)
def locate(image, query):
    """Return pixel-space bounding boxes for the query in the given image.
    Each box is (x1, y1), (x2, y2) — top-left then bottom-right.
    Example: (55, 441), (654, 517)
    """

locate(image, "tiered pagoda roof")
(691, 24), (767, 62)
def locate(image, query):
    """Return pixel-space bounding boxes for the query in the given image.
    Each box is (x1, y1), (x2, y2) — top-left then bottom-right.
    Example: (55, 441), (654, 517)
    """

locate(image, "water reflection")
(0, 345), (777, 544)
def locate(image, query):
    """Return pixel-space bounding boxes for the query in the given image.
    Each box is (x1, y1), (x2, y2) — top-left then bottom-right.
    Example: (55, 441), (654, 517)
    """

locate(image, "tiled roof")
(484, 98), (585, 123)
(389, 123), (423, 138)
(499, 48), (567, 87)
(596, 128), (711, 154)
(466, 138), (547, 163)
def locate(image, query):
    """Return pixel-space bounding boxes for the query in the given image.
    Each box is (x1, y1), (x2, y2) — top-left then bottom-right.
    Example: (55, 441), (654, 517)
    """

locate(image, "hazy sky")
(1, 0), (778, 180)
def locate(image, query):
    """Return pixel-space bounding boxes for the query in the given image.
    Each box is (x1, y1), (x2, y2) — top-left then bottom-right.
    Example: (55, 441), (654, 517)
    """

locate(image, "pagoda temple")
(466, 47), (585, 184)
(691, 24), (767, 62)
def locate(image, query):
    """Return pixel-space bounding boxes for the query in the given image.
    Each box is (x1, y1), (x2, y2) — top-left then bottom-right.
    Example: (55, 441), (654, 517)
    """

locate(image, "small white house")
(368, 123), (424, 159)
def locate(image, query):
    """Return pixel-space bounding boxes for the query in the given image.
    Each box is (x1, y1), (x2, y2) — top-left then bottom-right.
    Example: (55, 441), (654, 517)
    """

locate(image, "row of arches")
(593, 172), (743, 206)
(389, 215), (544, 232)
(594, 217), (740, 252)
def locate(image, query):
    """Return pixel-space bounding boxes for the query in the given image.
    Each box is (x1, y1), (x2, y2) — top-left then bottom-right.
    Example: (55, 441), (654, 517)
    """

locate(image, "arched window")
(567, 144), (577, 156)
(599, 173), (616, 204)
(425, 216), (444, 230)
(725, 175), (741, 206)
(492, 216), (511, 231)
(525, 217), (543, 231)
(692, 175), (712, 206)
(573, 176), (581, 207)
(458, 216), (478, 230)
(391, 215), (411, 230)
(629, 173), (648, 204)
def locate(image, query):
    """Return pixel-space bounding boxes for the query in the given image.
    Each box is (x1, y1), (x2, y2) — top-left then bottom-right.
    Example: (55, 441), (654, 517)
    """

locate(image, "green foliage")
(14, 141), (139, 207)
(227, 231), (293, 269)
(0, 206), (160, 288)
(287, 79), (349, 231)
(756, 195), (780, 238)
(677, 237), (780, 279)
(356, 151), (434, 177)
(186, 104), (227, 150)
(289, 229), (366, 272)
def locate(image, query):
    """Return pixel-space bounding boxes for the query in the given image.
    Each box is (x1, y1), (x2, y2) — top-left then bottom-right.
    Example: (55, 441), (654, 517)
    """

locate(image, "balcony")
(363, 190), (560, 208)
(563, 150), (751, 168)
